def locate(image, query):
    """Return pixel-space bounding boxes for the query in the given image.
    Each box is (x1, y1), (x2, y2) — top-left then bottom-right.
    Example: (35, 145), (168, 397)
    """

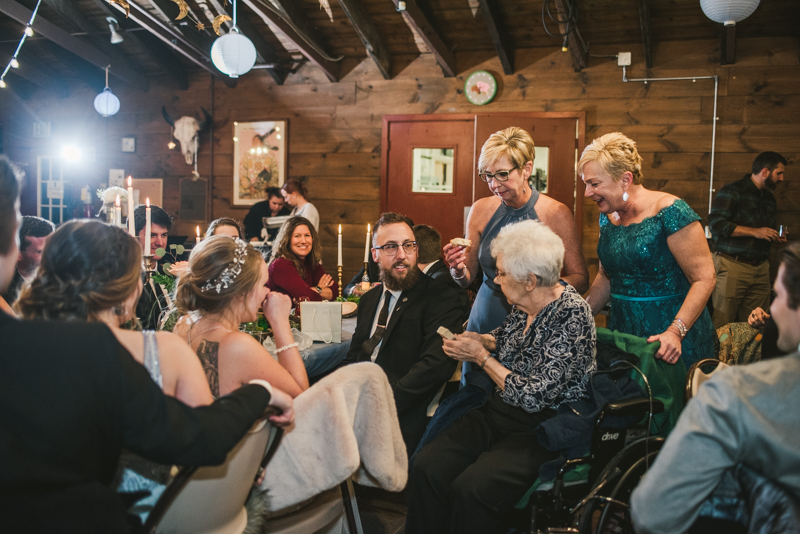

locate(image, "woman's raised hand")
(443, 243), (467, 273)
(263, 291), (293, 324)
(318, 274), (334, 288)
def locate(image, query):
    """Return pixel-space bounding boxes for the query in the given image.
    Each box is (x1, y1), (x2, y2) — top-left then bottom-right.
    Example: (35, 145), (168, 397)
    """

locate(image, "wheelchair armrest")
(603, 397), (664, 417)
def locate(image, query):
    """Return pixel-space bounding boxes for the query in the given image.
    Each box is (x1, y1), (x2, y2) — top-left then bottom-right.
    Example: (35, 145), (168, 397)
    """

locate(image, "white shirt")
(292, 202), (319, 231)
(421, 260), (440, 275)
(368, 289), (403, 362)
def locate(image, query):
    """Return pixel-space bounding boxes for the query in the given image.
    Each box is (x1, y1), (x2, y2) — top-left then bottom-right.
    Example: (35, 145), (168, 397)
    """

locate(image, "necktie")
(361, 291), (393, 359)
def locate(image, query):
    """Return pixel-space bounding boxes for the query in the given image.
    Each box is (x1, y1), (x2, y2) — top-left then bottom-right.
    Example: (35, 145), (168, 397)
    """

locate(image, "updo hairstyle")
(175, 236), (262, 316)
(478, 127), (536, 175)
(16, 220), (141, 321)
(281, 179), (308, 200)
(578, 132), (644, 185)
(205, 217), (244, 239)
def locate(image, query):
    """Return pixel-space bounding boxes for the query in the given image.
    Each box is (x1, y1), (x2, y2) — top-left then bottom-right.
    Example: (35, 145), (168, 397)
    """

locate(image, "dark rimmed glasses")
(479, 166), (517, 183)
(373, 241), (418, 256)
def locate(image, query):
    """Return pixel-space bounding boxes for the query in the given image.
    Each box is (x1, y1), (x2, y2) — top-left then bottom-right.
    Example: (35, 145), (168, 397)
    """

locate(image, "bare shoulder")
(536, 194), (573, 221)
(469, 197), (501, 228)
(154, 330), (193, 354)
(219, 331), (265, 357)
(654, 191), (680, 211)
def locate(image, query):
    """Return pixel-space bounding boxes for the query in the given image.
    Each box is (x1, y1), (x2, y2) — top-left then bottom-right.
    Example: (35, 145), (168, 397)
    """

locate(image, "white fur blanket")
(261, 362), (408, 511)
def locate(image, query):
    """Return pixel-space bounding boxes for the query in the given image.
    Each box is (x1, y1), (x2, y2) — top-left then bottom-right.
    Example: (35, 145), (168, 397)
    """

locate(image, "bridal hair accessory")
(201, 238), (248, 293)
(622, 191), (630, 202)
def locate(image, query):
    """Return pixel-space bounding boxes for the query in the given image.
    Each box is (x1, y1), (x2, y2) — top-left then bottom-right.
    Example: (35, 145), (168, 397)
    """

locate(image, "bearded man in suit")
(342, 213), (463, 456)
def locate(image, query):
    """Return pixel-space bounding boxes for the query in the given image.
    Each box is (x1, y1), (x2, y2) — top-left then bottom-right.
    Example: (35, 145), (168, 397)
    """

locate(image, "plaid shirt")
(708, 175), (776, 262)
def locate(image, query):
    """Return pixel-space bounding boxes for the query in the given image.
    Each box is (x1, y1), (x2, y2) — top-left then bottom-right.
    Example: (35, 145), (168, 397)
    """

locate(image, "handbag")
(300, 301), (342, 344)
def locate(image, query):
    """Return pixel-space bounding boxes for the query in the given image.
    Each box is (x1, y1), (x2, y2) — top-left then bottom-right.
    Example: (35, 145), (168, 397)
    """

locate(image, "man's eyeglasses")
(373, 241), (418, 256)
(479, 166), (517, 183)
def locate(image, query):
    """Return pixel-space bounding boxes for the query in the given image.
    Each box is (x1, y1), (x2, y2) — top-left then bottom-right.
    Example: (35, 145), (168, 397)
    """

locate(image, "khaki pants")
(712, 254), (771, 329)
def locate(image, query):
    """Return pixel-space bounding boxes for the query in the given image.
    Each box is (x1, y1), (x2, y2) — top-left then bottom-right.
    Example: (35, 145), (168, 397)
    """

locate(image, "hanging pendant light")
(94, 65), (120, 117)
(700, 0), (760, 26)
(211, 0), (256, 78)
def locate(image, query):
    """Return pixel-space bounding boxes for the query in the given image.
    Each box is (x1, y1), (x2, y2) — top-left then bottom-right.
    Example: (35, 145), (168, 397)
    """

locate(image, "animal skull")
(162, 107), (212, 165)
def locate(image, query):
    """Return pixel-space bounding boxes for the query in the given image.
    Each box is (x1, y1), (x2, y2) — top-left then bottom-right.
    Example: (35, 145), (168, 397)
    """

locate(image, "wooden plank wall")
(1, 36), (797, 287)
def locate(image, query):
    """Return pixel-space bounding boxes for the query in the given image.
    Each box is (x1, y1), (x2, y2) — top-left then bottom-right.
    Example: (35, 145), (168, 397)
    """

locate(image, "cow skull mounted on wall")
(162, 106), (212, 165)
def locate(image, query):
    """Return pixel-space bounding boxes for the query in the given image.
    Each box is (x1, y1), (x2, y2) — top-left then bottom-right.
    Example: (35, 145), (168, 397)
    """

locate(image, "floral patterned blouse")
(492, 284), (596, 413)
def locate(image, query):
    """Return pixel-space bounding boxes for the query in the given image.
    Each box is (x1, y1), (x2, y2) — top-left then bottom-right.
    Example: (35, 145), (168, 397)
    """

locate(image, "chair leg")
(340, 479), (364, 534)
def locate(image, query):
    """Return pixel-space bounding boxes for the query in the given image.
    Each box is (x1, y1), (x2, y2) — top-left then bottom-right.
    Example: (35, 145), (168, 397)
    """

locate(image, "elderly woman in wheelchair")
(405, 220), (597, 534)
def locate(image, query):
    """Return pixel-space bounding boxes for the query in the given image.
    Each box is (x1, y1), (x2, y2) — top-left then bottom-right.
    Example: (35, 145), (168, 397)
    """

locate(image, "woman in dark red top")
(267, 216), (338, 302)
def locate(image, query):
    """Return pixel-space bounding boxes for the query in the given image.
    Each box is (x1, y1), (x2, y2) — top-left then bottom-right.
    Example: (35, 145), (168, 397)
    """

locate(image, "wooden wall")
(2, 36), (798, 286)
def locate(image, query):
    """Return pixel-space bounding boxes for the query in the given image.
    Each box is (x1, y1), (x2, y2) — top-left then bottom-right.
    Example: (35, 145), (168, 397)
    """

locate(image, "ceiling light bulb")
(10, 58), (19, 69)
(0, 79), (6, 89)
(24, 25), (34, 37)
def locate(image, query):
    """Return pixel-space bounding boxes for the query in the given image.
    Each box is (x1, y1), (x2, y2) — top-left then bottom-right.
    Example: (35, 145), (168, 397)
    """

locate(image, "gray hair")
(490, 220), (564, 287)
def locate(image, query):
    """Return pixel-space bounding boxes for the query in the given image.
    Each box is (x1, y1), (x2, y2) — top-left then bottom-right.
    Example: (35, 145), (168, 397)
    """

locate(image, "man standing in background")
(708, 151), (787, 328)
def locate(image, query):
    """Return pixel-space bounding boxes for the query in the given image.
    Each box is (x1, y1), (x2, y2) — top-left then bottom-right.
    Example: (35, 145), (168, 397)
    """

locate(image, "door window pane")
(412, 148), (454, 193)
(530, 146), (549, 193)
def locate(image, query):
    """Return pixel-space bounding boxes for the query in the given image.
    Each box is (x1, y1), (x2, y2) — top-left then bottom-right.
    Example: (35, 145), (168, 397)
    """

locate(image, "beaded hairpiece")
(201, 238), (248, 293)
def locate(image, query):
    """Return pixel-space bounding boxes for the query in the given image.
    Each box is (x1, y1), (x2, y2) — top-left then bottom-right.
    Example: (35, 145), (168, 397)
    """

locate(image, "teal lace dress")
(597, 200), (714, 367)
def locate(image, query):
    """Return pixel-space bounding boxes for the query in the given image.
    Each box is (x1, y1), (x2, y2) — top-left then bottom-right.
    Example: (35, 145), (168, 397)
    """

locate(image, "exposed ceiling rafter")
(476, 0), (513, 75)
(552, 0), (586, 72)
(336, 0), (390, 79)
(390, 0), (456, 77)
(0, 0), (150, 91)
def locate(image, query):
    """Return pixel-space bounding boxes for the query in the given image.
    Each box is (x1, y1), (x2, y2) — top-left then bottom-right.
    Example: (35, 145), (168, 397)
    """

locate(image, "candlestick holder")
(360, 261), (370, 293)
(337, 265), (343, 298)
(143, 255), (157, 280)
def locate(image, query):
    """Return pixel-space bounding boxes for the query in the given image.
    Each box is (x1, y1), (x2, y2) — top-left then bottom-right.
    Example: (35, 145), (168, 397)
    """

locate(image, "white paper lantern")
(94, 87), (120, 117)
(700, 0), (760, 26)
(211, 29), (257, 78)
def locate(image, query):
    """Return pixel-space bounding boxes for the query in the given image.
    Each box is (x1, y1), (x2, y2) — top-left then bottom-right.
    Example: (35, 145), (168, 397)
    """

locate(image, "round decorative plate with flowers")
(464, 70), (497, 105)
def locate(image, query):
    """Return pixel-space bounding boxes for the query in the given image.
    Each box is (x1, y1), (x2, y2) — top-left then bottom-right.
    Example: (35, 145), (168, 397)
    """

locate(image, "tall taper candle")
(127, 176), (135, 236)
(337, 224), (343, 266)
(115, 195), (122, 226)
(363, 223), (371, 263)
(144, 198), (151, 254)
(196, 225), (202, 244)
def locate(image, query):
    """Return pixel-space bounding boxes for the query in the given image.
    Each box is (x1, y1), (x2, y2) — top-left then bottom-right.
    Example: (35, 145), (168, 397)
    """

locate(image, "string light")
(1, 0), (42, 90)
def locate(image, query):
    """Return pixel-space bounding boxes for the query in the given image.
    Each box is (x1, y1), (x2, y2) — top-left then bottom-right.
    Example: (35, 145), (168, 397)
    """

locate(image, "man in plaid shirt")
(708, 151), (788, 328)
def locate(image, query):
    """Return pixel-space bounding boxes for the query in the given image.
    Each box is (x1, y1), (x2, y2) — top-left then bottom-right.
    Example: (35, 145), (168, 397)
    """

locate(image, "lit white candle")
(108, 204), (115, 226)
(127, 176), (135, 236)
(115, 195), (121, 226)
(196, 225), (202, 243)
(144, 198), (151, 255)
(337, 224), (343, 266)
(363, 224), (371, 263)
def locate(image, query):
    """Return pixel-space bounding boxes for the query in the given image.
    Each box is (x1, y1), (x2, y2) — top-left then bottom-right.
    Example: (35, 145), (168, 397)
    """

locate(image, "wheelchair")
(504, 328), (686, 534)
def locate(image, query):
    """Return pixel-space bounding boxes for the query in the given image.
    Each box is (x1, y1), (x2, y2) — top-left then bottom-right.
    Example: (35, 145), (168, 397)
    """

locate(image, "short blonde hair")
(578, 132), (643, 185)
(490, 220), (564, 287)
(478, 127), (535, 175)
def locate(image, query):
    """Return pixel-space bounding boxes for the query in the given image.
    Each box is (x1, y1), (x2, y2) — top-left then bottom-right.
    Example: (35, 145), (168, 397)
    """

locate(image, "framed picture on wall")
(232, 120), (287, 206)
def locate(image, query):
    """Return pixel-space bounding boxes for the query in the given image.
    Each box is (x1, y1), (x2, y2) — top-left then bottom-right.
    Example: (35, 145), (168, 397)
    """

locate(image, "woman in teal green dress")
(579, 132), (716, 367)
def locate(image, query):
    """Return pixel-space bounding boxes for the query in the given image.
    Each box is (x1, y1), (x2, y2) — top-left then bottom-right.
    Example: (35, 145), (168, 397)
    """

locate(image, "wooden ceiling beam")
(552, 0), (586, 72)
(721, 25), (736, 65)
(241, 0), (340, 82)
(0, 0), (149, 91)
(0, 50), (68, 97)
(390, 0), (456, 77)
(44, 42), (106, 90)
(638, 0), (653, 69)
(87, 0), (188, 90)
(476, 0), (513, 75)
(106, 0), (236, 88)
(335, 0), (390, 79)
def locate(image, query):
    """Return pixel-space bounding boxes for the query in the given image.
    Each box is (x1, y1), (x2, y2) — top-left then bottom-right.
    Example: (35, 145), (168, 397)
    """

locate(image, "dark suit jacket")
(424, 260), (471, 325)
(343, 273), (463, 454)
(0, 311), (271, 532)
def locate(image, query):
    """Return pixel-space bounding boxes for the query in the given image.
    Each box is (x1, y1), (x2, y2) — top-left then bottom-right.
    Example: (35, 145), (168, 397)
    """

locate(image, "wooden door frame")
(381, 112), (586, 232)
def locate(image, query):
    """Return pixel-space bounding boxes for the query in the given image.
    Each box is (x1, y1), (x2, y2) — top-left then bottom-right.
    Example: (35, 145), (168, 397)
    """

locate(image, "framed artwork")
(132, 178), (163, 208)
(233, 120), (287, 206)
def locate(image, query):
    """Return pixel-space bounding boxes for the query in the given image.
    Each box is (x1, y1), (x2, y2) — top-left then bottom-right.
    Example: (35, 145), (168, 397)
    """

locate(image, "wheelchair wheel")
(575, 437), (664, 534)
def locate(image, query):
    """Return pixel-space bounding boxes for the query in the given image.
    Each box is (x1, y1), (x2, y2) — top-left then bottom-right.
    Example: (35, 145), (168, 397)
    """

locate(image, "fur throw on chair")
(261, 362), (408, 511)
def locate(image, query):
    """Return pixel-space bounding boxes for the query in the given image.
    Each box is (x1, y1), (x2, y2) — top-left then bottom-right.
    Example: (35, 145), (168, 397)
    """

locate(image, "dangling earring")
(622, 191), (629, 202)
